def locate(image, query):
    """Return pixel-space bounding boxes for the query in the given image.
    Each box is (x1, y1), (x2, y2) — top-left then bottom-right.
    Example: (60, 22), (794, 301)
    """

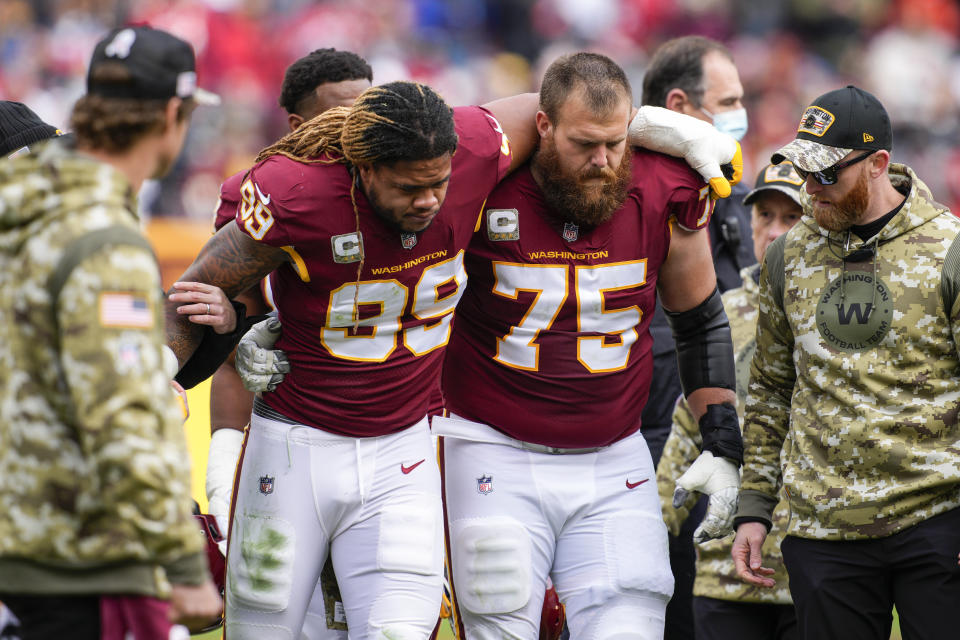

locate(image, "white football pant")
(436, 414), (673, 640)
(225, 414), (443, 640)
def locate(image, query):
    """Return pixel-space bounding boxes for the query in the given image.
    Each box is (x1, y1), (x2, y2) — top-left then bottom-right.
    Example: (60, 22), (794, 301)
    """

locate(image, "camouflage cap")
(743, 161), (804, 207)
(772, 85), (891, 172)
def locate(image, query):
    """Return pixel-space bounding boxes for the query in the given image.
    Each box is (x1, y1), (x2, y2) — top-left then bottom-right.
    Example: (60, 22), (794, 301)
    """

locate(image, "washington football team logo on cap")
(259, 475), (275, 495)
(487, 209), (519, 241)
(477, 475), (493, 495)
(797, 106), (835, 137)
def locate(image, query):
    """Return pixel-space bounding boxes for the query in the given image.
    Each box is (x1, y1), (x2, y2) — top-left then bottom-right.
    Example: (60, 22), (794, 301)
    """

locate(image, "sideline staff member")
(733, 85), (960, 640)
(0, 26), (222, 638)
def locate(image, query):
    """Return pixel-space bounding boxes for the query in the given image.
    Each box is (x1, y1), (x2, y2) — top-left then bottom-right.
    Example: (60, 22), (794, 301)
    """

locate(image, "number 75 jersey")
(232, 106), (511, 437)
(443, 148), (714, 449)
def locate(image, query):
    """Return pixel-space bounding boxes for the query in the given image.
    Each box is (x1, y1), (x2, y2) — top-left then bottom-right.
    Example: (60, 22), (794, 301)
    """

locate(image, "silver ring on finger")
(206, 303), (211, 315)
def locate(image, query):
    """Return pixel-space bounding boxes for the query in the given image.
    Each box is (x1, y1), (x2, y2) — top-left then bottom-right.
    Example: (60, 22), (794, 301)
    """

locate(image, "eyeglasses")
(796, 151), (875, 186)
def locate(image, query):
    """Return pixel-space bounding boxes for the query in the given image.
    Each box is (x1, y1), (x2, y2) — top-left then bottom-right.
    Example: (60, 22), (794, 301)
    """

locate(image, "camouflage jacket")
(657, 265), (791, 603)
(738, 164), (960, 540)
(0, 140), (206, 597)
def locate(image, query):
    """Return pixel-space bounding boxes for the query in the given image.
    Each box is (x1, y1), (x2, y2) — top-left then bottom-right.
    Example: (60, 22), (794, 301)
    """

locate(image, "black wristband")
(174, 301), (265, 389)
(699, 402), (743, 467)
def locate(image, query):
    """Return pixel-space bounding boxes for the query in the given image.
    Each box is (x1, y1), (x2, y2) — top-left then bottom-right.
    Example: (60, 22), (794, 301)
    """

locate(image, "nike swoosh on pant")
(625, 478), (649, 489)
(401, 459), (426, 474)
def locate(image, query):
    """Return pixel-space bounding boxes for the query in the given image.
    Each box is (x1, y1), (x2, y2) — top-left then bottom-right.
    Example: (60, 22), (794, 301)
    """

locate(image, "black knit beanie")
(0, 101), (60, 157)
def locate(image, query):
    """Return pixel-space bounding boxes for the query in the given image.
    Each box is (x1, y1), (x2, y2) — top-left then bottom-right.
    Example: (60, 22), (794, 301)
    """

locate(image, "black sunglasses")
(796, 150), (875, 186)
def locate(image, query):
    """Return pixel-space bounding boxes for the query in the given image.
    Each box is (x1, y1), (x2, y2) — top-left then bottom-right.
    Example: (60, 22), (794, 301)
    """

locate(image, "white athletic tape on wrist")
(206, 428), (244, 519)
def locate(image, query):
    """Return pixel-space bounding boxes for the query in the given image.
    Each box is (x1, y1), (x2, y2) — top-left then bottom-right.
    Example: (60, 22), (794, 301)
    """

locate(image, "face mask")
(702, 106), (748, 141)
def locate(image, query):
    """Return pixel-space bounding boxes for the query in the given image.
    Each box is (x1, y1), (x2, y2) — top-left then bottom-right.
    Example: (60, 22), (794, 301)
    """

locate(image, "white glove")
(235, 316), (290, 392)
(673, 450), (740, 543)
(628, 106), (743, 199)
(206, 428), (244, 555)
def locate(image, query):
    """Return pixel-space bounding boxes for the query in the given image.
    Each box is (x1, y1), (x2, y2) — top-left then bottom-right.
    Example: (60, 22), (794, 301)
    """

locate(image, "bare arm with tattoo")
(165, 223), (289, 367)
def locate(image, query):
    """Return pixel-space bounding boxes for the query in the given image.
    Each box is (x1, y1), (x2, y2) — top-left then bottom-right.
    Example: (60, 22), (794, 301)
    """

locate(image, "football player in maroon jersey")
(165, 70), (741, 637)
(431, 53), (741, 639)
(179, 49), (374, 639)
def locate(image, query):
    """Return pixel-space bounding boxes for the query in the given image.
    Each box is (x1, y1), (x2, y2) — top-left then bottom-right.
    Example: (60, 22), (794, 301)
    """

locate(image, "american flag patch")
(99, 292), (153, 328)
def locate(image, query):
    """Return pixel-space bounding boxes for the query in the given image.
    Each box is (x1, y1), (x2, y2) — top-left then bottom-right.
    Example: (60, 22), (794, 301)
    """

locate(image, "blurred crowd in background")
(2, 0), (960, 221)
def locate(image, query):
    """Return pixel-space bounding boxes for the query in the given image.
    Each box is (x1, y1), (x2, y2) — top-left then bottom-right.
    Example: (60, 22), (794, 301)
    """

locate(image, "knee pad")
(580, 603), (666, 640)
(450, 516), (532, 615)
(377, 495), (442, 576)
(225, 621), (295, 640)
(366, 591), (442, 640)
(227, 514), (297, 611)
(605, 512), (673, 598)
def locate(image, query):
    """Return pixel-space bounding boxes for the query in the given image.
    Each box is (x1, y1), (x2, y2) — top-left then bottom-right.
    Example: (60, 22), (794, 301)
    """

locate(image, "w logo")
(835, 302), (873, 325)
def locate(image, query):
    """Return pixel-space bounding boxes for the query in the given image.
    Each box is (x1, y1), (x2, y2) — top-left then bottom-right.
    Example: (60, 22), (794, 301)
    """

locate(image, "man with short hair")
(0, 25), (222, 638)
(733, 85), (960, 639)
(657, 161), (805, 640)
(639, 35), (755, 640)
(433, 52), (741, 639)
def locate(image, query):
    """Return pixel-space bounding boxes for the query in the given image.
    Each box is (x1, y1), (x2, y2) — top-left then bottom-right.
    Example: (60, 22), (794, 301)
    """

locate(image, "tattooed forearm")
(165, 223), (288, 366)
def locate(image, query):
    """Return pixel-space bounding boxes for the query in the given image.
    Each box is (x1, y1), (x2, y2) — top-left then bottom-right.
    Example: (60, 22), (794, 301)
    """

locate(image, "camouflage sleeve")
(57, 244), (206, 585)
(941, 234), (960, 354)
(738, 238), (793, 522)
(656, 397), (702, 536)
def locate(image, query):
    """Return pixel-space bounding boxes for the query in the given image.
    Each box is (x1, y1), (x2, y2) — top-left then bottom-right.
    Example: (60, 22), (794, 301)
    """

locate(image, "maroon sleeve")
(665, 163), (714, 231)
(213, 170), (245, 231)
(452, 106), (512, 185)
(232, 156), (309, 247)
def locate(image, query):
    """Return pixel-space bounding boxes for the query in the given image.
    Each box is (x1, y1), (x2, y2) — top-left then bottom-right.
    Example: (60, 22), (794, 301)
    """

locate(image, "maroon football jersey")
(443, 148), (714, 448)
(233, 106), (511, 437)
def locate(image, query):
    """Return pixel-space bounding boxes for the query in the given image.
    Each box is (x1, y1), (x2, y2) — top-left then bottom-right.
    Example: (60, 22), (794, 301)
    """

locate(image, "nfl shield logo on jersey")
(477, 475), (493, 495)
(562, 222), (579, 242)
(401, 232), (418, 250)
(259, 475), (274, 495)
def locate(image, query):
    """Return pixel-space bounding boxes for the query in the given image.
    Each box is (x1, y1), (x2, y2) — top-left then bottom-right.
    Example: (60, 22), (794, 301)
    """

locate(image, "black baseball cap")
(742, 161), (804, 207)
(771, 85), (891, 172)
(0, 101), (62, 157)
(87, 25), (219, 105)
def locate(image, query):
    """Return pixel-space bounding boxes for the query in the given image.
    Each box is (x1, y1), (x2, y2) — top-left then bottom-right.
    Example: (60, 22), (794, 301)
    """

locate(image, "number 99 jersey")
(443, 148), (713, 448)
(232, 106), (511, 437)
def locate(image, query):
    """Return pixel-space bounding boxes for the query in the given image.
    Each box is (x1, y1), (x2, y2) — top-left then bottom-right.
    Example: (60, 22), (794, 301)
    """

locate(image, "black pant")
(781, 507), (960, 640)
(1, 595), (99, 640)
(693, 596), (797, 640)
(664, 497), (706, 640)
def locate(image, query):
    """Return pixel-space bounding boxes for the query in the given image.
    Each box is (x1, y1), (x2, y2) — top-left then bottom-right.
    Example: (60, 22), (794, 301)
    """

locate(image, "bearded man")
(432, 52), (742, 640)
(732, 85), (960, 640)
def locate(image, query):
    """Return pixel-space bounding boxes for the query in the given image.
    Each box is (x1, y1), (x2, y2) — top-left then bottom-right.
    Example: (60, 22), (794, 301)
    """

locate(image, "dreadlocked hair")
(255, 81), (458, 329)
(256, 81), (457, 166)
